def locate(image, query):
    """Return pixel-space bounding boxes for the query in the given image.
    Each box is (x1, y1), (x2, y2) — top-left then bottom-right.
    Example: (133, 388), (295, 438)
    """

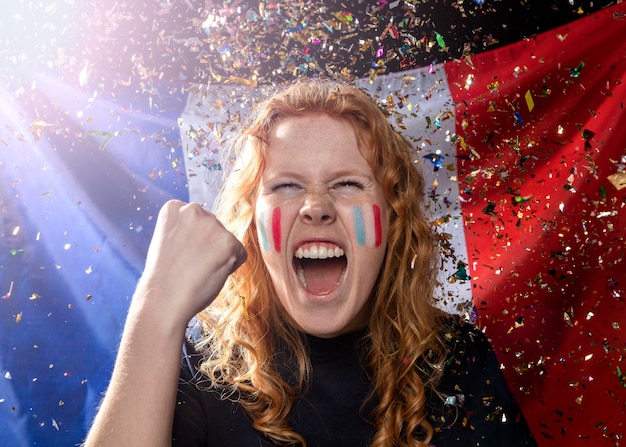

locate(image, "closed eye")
(332, 180), (364, 190)
(271, 182), (303, 192)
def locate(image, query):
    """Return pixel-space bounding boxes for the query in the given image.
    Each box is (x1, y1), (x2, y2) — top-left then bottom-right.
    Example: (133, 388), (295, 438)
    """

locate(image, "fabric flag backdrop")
(0, 3), (625, 447)
(0, 79), (189, 446)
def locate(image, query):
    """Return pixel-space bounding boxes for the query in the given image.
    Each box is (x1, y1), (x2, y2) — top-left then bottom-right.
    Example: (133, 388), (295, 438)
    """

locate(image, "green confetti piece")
(88, 130), (122, 151)
(570, 61), (585, 78)
(435, 32), (446, 49)
(617, 366), (626, 388)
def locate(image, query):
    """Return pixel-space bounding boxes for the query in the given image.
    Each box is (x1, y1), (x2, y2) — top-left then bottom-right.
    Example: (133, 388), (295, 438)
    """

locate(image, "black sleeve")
(430, 320), (538, 447)
(171, 339), (210, 447)
(469, 328), (537, 446)
(171, 330), (268, 447)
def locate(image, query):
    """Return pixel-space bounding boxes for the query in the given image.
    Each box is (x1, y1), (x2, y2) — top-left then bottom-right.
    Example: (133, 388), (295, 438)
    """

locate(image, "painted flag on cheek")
(352, 204), (382, 248)
(258, 207), (282, 253)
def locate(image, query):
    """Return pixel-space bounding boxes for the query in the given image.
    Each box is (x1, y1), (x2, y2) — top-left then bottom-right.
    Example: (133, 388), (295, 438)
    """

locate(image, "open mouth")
(293, 243), (347, 296)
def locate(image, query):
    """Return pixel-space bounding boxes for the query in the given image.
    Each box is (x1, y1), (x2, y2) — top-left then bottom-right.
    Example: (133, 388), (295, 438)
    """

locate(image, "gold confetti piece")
(29, 119), (53, 142)
(525, 90), (534, 112)
(16, 312), (23, 323)
(464, 74), (474, 90)
(487, 81), (499, 92)
(607, 172), (626, 190)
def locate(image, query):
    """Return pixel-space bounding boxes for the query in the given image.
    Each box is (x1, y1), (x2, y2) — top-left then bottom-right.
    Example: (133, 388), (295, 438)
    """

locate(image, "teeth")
(295, 245), (345, 259)
(310, 246), (319, 259)
(297, 264), (307, 289)
(318, 246), (327, 258)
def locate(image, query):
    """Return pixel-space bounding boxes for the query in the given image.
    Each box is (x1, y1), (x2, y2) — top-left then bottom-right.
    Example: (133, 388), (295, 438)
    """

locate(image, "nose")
(299, 191), (336, 225)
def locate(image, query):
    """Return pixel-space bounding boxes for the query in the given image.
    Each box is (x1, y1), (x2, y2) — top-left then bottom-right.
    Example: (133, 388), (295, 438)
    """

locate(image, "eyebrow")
(329, 169), (373, 179)
(263, 169), (374, 183)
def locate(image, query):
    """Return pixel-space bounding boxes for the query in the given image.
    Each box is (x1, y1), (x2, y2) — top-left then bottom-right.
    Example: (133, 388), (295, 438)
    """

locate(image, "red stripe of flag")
(445, 4), (626, 444)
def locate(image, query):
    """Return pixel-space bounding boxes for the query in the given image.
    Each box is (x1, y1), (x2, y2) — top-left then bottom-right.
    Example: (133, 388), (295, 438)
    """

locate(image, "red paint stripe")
(271, 207), (281, 252)
(372, 204), (382, 247)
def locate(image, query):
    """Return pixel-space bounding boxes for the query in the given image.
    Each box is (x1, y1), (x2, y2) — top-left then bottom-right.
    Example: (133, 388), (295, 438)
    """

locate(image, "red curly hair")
(197, 79), (447, 446)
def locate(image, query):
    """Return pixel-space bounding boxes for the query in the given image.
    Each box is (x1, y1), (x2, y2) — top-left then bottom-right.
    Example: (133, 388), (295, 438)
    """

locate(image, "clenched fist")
(133, 200), (247, 328)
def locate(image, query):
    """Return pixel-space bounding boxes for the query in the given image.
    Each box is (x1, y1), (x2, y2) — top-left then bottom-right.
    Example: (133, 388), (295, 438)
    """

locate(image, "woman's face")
(255, 113), (390, 338)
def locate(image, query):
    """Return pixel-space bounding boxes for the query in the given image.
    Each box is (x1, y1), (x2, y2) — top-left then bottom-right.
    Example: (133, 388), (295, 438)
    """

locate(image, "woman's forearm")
(83, 201), (246, 446)
(83, 293), (187, 447)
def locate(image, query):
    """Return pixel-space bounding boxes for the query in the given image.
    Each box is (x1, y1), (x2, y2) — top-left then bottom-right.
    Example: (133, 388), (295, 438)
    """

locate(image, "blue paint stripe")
(353, 205), (366, 246)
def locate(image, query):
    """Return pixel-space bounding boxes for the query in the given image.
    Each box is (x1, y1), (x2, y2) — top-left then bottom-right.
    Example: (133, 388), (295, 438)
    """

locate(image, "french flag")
(258, 207), (282, 253)
(352, 203), (382, 248)
(182, 4), (626, 444)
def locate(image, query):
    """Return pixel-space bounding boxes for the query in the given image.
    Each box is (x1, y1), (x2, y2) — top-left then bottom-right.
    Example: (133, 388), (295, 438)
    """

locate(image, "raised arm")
(83, 200), (247, 447)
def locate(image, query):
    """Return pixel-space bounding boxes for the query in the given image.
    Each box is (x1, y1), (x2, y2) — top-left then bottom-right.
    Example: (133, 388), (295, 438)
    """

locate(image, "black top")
(172, 319), (537, 447)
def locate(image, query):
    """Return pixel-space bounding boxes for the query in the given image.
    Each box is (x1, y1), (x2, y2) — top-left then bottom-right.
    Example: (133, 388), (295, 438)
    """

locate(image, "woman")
(84, 80), (537, 446)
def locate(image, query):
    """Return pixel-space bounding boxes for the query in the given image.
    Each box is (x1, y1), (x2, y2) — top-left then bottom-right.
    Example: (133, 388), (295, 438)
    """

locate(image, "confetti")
(569, 61), (585, 78)
(482, 202), (497, 216)
(618, 367), (626, 388)
(1, 282), (13, 300)
(88, 130), (122, 151)
(524, 90), (534, 112)
(423, 153), (445, 171)
(435, 32), (446, 49)
(607, 172), (626, 190)
(448, 262), (471, 283)
(581, 129), (595, 140)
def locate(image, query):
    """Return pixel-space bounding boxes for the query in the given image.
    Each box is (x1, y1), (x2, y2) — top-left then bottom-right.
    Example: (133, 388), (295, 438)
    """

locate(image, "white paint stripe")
(265, 208), (275, 253)
(362, 203), (375, 247)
